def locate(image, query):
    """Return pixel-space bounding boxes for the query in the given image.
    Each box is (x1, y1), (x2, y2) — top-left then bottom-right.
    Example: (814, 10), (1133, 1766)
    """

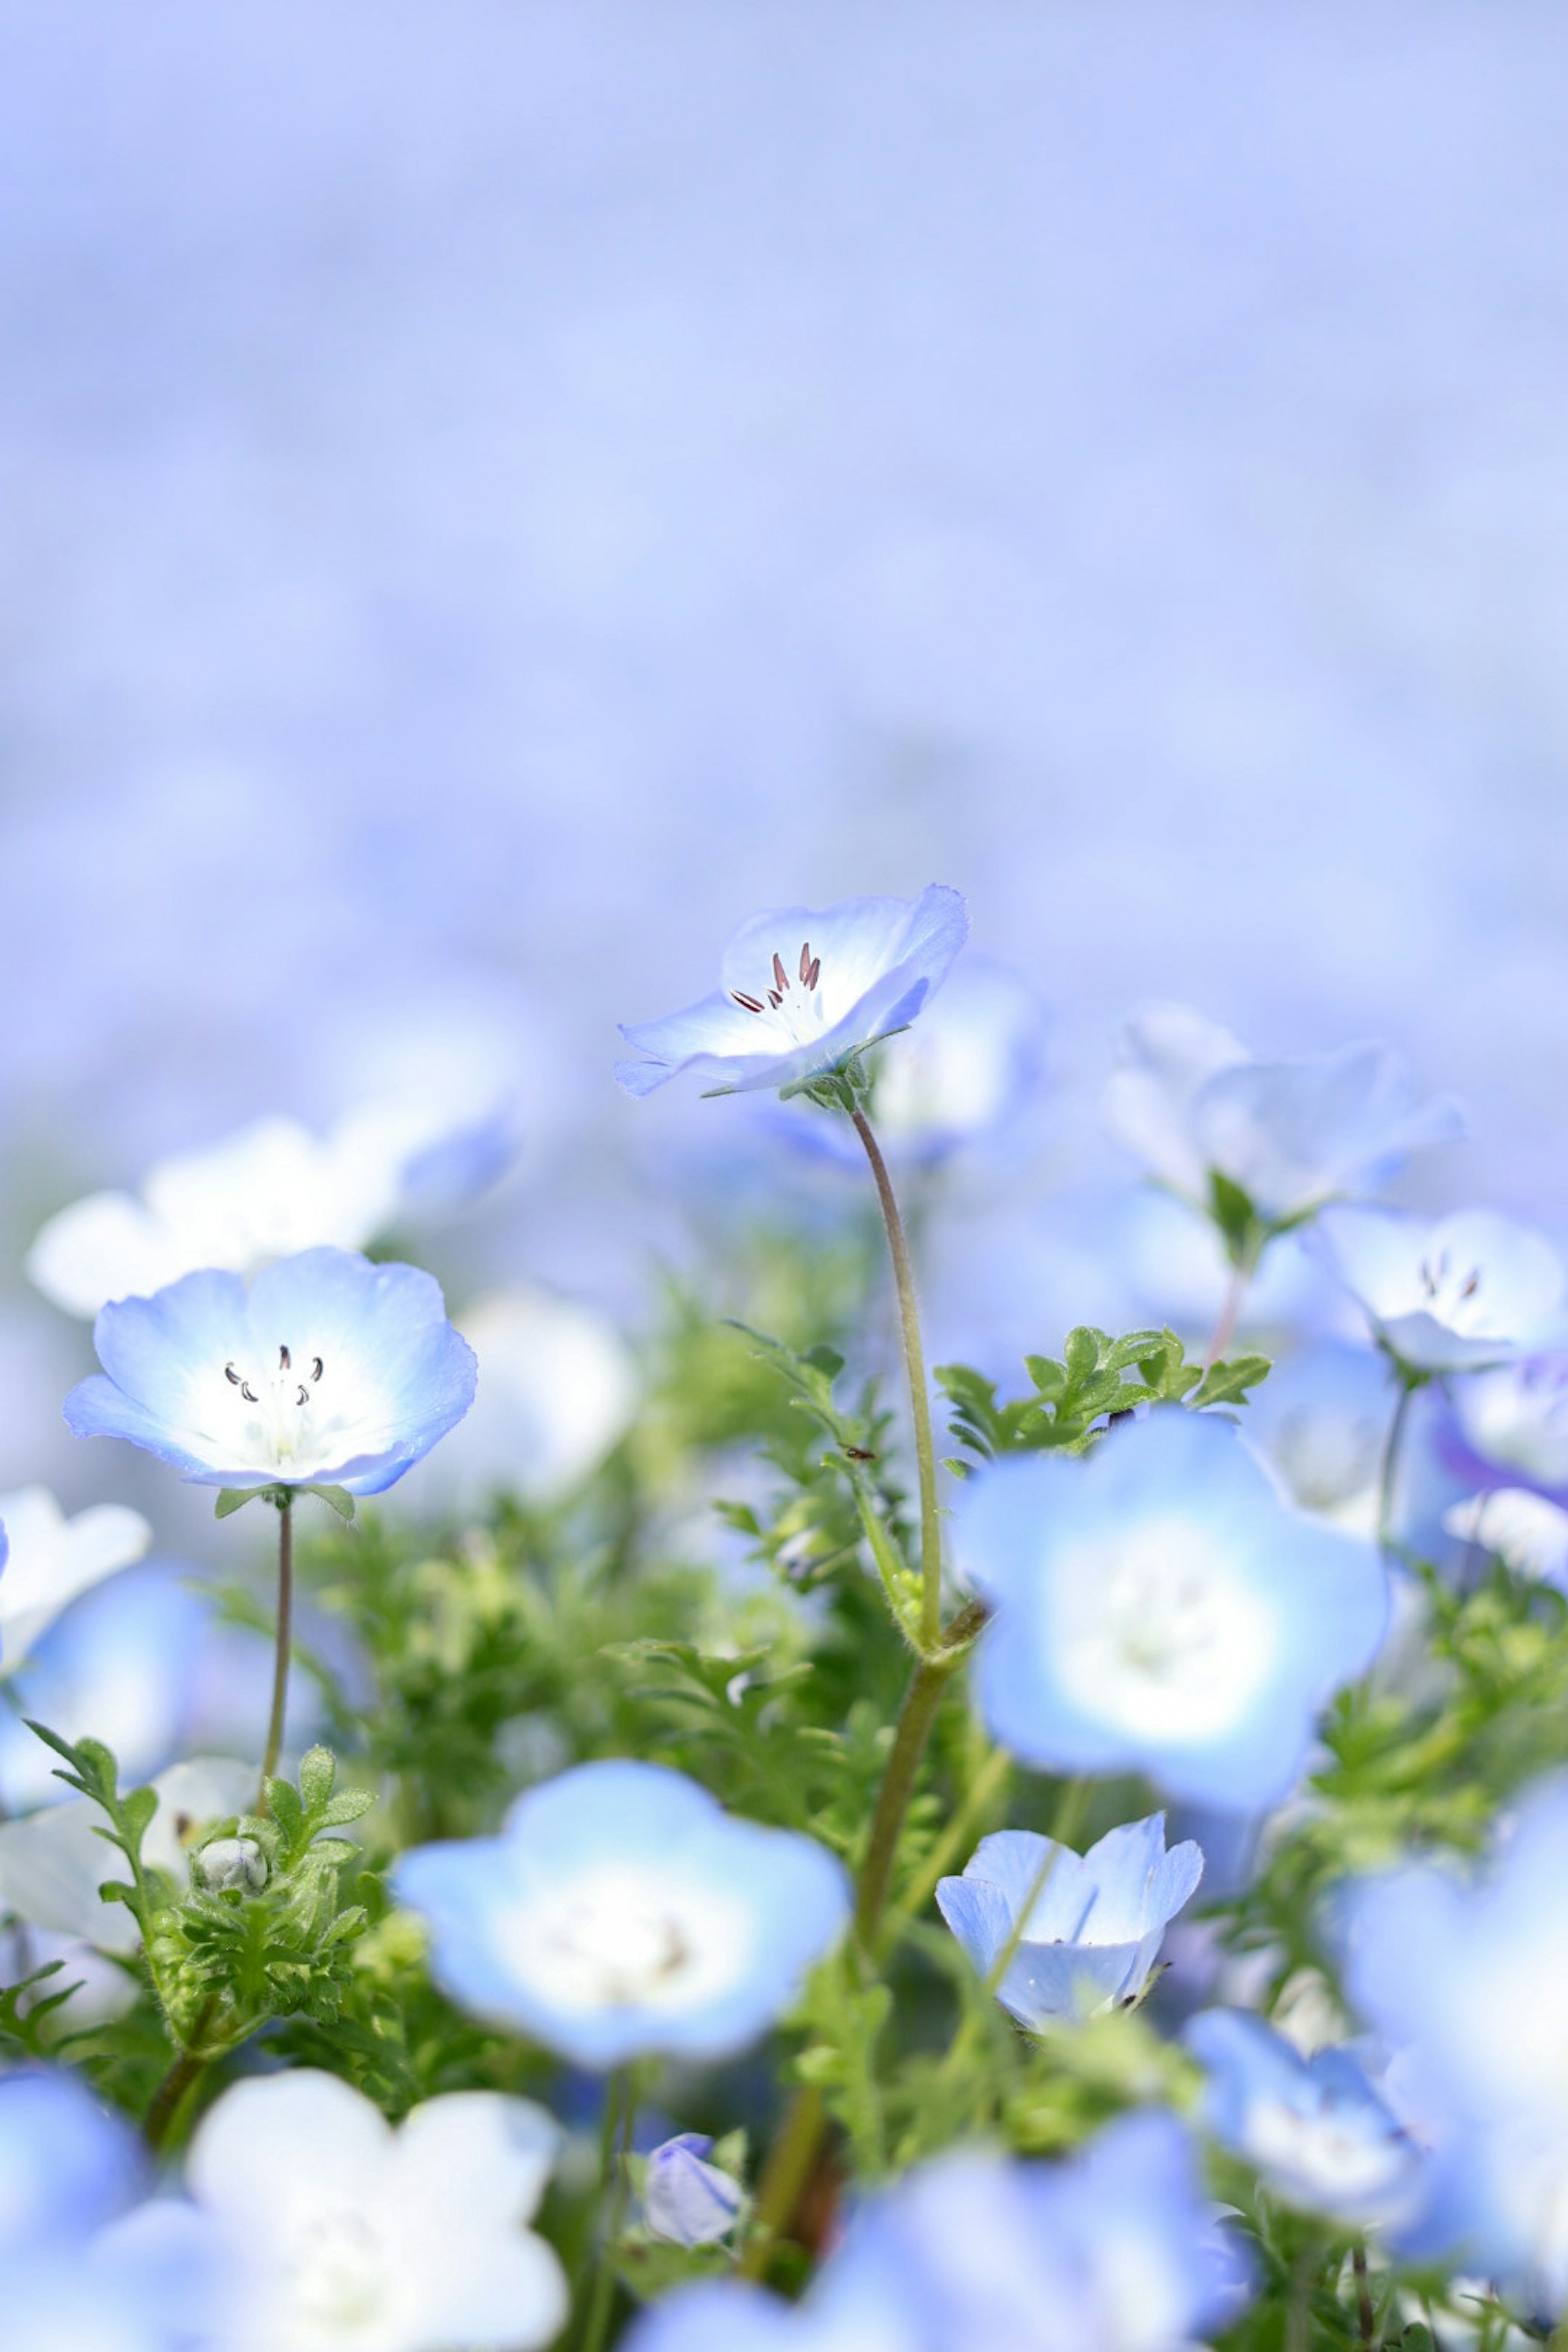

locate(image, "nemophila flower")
(145, 2070), (566, 2352)
(394, 1759), (851, 2067)
(644, 2134), (746, 2247)
(615, 885), (968, 1099)
(769, 957), (1049, 1167)
(1311, 1207), (1565, 1376)
(29, 1094), (522, 1321)
(1441, 1352), (1568, 1501)
(958, 1410), (1388, 1808)
(0, 1757), (255, 1957)
(389, 1286), (637, 1519)
(1105, 1002), (1462, 1232)
(63, 1247), (477, 1494)
(936, 1813), (1203, 2028)
(1243, 1343), (1391, 1537)
(1445, 1488), (1568, 1584)
(1185, 2009), (1420, 2227)
(1346, 1779), (1568, 2305)
(0, 1486), (149, 1675)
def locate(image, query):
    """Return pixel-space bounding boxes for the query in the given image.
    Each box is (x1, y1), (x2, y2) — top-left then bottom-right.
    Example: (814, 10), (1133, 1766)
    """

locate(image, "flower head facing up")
(167, 2070), (566, 2352)
(63, 1247), (477, 1494)
(1311, 1207), (1565, 1376)
(958, 1410), (1388, 1808)
(1186, 2010), (1420, 2227)
(393, 1759), (850, 2069)
(937, 1813), (1203, 2029)
(1105, 1002), (1463, 1240)
(615, 886), (968, 1100)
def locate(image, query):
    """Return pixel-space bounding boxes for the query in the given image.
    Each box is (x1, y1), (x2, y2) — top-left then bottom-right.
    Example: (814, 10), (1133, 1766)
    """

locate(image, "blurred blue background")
(2, 1), (1565, 1511)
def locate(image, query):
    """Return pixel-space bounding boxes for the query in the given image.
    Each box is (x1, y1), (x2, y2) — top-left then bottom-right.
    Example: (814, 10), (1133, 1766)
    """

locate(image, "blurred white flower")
(0, 1757), (254, 1957)
(29, 1092), (521, 1321)
(0, 1487), (150, 1675)
(1444, 1489), (1568, 1586)
(389, 1286), (637, 1518)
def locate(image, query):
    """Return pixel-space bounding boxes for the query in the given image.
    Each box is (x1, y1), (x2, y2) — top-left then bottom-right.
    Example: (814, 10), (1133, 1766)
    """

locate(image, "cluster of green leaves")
(937, 1323), (1270, 1470)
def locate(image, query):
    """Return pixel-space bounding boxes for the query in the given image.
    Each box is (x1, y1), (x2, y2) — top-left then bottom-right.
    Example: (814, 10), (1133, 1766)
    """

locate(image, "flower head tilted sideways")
(1185, 2010), (1421, 2229)
(1105, 1002), (1462, 1248)
(62, 1247), (477, 1495)
(643, 2135), (746, 2248)
(615, 885), (969, 1100)
(1346, 1778), (1568, 2311)
(29, 1092), (522, 1321)
(393, 1759), (851, 2067)
(0, 1486), (149, 1675)
(1439, 1350), (1568, 1500)
(1311, 1207), (1565, 1376)
(937, 1813), (1203, 2028)
(956, 1410), (1389, 1808)
(114, 2070), (567, 2352)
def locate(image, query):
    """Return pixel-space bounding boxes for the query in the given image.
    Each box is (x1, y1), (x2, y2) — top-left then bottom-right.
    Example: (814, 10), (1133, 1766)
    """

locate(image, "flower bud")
(644, 2134), (744, 2247)
(193, 1836), (268, 1894)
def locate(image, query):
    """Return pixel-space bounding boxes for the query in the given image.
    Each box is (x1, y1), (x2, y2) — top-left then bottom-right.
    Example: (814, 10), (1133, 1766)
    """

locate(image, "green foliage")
(937, 1325), (1270, 1469)
(0, 1958), (84, 2058)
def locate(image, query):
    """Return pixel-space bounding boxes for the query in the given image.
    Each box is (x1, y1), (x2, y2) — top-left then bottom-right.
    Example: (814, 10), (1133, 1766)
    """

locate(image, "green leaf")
(297, 1747), (336, 1813)
(1192, 1353), (1272, 1410)
(215, 1488), (262, 1519)
(303, 1484), (356, 1522)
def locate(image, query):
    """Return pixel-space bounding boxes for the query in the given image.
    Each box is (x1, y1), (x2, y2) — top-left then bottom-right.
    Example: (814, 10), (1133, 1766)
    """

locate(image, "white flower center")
(219, 1342), (328, 1468)
(729, 940), (832, 1049)
(1247, 2097), (1409, 2206)
(505, 1862), (753, 2016)
(1053, 1516), (1278, 1742)
(289, 2209), (386, 2332)
(185, 1338), (396, 1479)
(1398, 1247), (1492, 1335)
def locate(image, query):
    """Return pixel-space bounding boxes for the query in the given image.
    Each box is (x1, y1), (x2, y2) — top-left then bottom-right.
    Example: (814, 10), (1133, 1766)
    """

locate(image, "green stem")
(855, 1656), (955, 1948)
(852, 1108), (943, 1650)
(879, 1744), (1012, 1958)
(736, 2082), (827, 2283)
(256, 1496), (294, 1813)
(578, 2071), (634, 2352)
(142, 1993), (220, 2153)
(1377, 1375), (1417, 1560)
(1351, 2242), (1377, 2345)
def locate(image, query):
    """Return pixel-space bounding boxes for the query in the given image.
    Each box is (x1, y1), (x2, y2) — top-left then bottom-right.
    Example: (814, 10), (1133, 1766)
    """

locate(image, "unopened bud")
(194, 1836), (268, 1893)
(644, 2135), (744, 2247)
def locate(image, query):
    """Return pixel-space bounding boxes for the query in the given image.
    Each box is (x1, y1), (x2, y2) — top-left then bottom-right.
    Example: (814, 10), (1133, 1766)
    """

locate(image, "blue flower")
(0, 1487), (148, 1678)
(1241, 1342), (1392, 1535)
(644, 2134), (746, 2247)
(62, 1247), (477, 1494)
(615, 886), (968, 1099)
(393, 1760), (851, 2068)
(1105, 1002), (1463, 1229)
(1346, 1777), (1568, 2308)
(1311, 1207), (1565, 1375)
(1438, 1351), (1568, 1503)
(1185, 2010), (1420, 2226)
(936, 1813), (1203, 2028)
(958, 1410), (1388, 1808)
(622, 2112), (1246, 2352)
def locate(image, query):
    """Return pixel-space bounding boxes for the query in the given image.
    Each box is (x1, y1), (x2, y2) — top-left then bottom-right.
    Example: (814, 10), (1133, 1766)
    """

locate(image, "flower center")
(289, 2209), (385, 2330)
(221, 1343), (326, 1467)
(730, 940), (828, 1047)
(1412, 1248), (1490, 1333)
(1055, 1517), (1276, 1742)
(506, 1862), (753, 2016)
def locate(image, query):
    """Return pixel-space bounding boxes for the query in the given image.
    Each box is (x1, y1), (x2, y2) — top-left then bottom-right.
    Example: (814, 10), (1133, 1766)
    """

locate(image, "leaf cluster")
(937, 1325), (1270, 1470)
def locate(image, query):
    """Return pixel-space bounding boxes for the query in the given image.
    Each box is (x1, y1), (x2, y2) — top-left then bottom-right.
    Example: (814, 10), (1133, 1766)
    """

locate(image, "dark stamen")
(731, 991), (765, 1013)
(805, 955), (820, 989)
(296, 1385), (310, 1407)
(799, 940), (812, 984)
(311, 1357), (324, 1382)
(768, 988), (783, 1008)
(1461, 1271), (1480, 1299)
(772, 951), (789, 994)
(241, 1382), (258, 1403)
(279, 1344), (291, 1370)
(225, 1362), (241, 1385)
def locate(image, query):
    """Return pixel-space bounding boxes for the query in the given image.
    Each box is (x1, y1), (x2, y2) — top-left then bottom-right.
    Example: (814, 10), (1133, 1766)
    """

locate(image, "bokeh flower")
(1441, 1351), (1568, 1501)
(958, 1410), (1388, 1807)
(615, 886), (968, 1099)
(1311, 1207), (1564, 1375)
(937, 1813), (1203, 2028)
(1104, 1003), (1461, 1231)
(0, 1486), (149, 1675)
(63, 1248), (477, 1494)
(1185, 2009), (1420, 2227)
(151, 2070), (566, 2352)
(1444, 1488), (1568, 1584)
(394, 1760), (850, 2067)
(29, 1097), (522, 1321)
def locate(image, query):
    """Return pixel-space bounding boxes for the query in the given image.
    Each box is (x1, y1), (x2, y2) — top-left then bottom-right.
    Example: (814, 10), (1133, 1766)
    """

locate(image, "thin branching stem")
(851, 1108), (943, 1650)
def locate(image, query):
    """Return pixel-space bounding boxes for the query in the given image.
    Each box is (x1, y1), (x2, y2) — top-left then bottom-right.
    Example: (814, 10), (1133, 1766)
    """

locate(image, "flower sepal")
(215, 1481), (356, 1521)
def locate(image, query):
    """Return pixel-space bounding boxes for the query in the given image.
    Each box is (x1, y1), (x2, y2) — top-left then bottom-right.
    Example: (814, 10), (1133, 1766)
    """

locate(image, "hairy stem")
(852, 1108), (943, 1649)
(142, 1994), (219, 2154)
(1377, 1376), (1416, 1560)
(256, 1496), (294, 1813)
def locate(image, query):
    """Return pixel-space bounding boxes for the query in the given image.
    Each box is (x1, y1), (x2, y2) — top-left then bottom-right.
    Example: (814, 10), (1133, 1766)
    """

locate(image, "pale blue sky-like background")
(2, 1), (1566, 1508)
